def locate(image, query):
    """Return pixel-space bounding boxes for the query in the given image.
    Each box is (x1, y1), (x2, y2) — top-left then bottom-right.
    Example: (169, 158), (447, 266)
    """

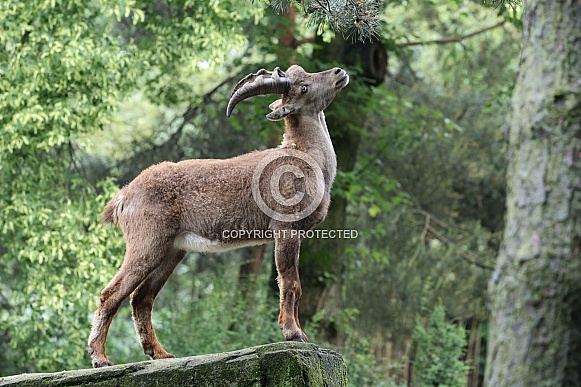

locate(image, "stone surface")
(0, 342), (347, 386)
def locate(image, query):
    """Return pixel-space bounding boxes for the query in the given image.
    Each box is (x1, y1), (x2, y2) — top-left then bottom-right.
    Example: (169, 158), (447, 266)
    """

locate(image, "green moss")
(0, 343), (346, 387)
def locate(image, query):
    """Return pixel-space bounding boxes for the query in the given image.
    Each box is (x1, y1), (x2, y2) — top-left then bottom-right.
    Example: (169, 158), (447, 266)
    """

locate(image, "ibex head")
(226, 65), (349, 120)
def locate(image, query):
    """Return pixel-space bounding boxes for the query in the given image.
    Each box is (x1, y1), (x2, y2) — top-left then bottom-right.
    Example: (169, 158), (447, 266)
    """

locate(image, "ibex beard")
(88, 65), (348, 367)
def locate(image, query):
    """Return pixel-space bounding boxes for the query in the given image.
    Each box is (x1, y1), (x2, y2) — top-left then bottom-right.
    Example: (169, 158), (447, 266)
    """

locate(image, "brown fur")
(101, 202), (115, 224)
(88, 65), (349, 367)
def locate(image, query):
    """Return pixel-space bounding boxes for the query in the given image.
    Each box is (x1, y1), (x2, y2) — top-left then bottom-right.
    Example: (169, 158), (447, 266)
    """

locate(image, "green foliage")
(0, 0), (137, 372)
(412, 304), (470, 387)
(0, 182), (125, 372)
(337, 3), (518, 381)
(0, 0), (266, 374)
(268, 0), (519, 43)
(103, 256), (282, 364)
(115, 0), (263, 105)
(156, 257), (282, 357)
(342, 334), (406, 387)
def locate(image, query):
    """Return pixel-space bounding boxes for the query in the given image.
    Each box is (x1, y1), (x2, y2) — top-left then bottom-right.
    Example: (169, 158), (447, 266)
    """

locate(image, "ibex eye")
(301, 85), (308, 94)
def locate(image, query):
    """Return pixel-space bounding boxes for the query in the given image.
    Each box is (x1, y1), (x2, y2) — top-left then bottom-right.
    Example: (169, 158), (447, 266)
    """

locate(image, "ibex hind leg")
(130, 248), (186, 360)
(88, 240), (172, 368)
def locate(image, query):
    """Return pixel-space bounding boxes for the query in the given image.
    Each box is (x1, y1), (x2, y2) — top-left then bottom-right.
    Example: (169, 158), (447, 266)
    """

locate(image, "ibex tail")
(101, 191), (126, 225)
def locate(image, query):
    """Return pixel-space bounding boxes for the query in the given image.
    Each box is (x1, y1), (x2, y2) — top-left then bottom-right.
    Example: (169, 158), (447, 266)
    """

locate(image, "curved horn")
(226, 67), (290, 117)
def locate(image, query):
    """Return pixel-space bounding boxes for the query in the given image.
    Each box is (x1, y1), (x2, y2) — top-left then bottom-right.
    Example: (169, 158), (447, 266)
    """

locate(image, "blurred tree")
(485, 1), (581, 386)
(412, 303), (470, 387)
(338, 2), (520, 383)
(0, 0), (264, 373)
(299, 34), (387, 342)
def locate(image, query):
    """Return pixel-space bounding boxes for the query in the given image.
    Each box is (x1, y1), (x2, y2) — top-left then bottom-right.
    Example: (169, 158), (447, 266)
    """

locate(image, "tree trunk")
(299, 35), (386, 342)
(485, 1), (581, 386)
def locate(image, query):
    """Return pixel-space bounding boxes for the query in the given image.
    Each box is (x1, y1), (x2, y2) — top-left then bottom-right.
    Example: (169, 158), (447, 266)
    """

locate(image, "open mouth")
(335, 75), (349, 87)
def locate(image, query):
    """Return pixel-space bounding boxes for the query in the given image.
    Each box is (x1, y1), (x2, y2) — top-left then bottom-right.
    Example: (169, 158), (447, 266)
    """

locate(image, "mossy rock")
(0, 342), (347, 386)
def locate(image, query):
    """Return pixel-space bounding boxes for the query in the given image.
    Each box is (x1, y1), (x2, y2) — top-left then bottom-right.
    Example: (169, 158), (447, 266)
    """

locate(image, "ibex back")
(88, 65), (349, 367)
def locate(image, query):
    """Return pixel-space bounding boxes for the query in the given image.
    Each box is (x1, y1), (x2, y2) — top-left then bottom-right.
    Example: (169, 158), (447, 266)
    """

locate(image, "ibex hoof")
(287, 333), (309, 343)
(153, 352), (176, 360)
(146, 347), (176, 359)
(92, 359), (114, 368)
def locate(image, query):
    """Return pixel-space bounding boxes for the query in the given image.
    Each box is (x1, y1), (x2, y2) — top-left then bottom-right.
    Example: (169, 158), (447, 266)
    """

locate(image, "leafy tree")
(338, 3), (518, 383)
(0, 0), (138, 372)
(413, 304), (470, 387)
(0, 0), (264, 373)
(298, 34), (388, 342)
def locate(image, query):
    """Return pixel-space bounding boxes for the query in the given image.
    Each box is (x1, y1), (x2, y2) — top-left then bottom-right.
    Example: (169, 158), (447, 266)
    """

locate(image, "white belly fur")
(173, 232), (268, 253)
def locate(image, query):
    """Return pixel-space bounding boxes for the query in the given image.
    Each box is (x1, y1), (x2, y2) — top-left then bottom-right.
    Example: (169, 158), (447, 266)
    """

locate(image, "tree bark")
(485, 1), (581, 386)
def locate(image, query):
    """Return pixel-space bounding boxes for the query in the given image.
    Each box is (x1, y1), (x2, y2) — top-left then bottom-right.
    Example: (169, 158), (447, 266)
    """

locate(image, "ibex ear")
(266, 105), (295, 121)
(269, 99), (283, 111)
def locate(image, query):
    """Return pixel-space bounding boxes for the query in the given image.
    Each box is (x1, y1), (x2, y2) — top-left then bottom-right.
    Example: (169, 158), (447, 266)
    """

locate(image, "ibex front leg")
(274, 233), (308, 342)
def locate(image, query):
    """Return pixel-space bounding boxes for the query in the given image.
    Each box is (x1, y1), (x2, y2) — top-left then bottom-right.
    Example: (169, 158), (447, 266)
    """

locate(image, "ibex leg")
(130, 248), (186, 360)
(275, 234), (308, 342)
(88, 241), (170, 368)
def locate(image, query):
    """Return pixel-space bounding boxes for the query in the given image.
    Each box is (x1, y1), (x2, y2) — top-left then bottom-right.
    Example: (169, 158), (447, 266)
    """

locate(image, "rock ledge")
(0, 342), (347, 386)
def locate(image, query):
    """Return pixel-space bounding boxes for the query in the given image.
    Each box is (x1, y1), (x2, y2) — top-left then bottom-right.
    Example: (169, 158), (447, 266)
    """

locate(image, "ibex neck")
(281, 113), (331, 150)
(281, 113), (337, 187)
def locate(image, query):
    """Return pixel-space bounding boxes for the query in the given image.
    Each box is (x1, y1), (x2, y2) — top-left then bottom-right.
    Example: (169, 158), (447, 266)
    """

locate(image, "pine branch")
(483, 0), (523, 10)
(268, 1), (520, 43)
(270, 0), (383, 42)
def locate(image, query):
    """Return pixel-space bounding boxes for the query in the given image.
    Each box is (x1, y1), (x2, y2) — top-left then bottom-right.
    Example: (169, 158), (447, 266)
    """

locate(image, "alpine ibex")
(88, 64), (349, 367)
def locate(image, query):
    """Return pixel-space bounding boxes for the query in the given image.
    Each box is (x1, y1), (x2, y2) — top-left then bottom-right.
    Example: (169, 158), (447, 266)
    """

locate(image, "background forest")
(0, 0), (550, 385)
